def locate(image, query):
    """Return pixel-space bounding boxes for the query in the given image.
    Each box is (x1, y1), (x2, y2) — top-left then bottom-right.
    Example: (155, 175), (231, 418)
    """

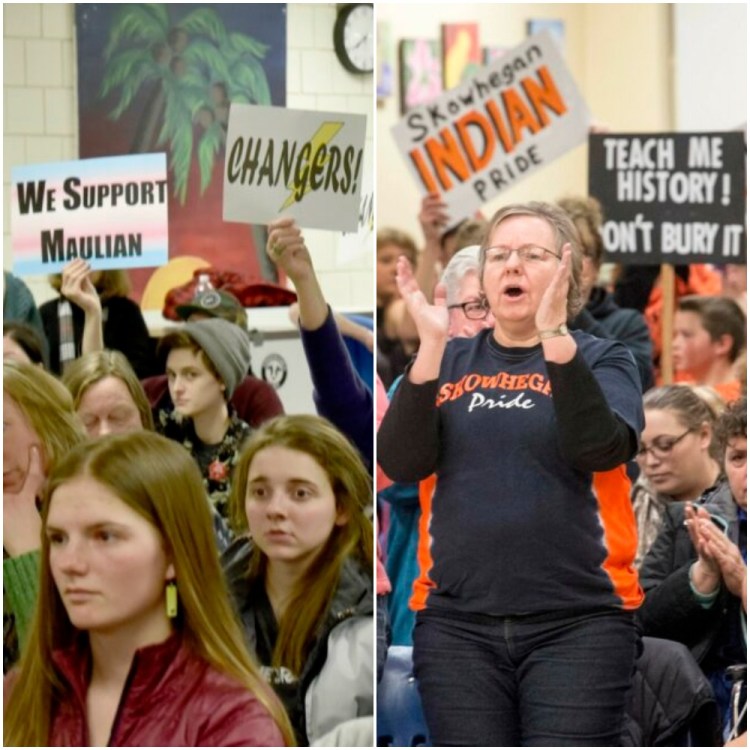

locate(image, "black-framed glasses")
(485, 245), (561, 265)
(447, 298), (489, 320)
(636, 428), (692, 460)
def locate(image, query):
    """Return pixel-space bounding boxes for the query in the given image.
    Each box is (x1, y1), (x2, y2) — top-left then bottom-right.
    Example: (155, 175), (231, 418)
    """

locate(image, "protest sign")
(223, 104), (367, 232)
(391, 31), (591, 227)
(589, 132), (746, 265)
(11, 154), (169, 276)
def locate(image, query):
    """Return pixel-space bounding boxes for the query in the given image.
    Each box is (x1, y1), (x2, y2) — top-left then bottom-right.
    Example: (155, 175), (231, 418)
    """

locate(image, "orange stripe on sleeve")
(409, 474), (438, 612)
(593, 466), (644, 610)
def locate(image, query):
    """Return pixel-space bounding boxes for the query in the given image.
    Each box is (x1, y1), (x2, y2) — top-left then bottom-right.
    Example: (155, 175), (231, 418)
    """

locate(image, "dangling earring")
(165, 580), (178, 618)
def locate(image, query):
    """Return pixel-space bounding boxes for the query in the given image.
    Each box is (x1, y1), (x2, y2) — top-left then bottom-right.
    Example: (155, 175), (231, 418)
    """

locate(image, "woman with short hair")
(379, 201), (644, 746)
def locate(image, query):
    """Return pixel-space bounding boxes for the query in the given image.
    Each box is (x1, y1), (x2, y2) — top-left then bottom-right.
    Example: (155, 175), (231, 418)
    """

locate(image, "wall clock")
(333, 4), (374, 75)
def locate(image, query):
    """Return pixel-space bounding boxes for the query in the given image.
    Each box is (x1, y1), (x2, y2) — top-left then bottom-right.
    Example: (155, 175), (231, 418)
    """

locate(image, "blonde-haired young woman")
(3, 431), (293, 746)
(224, 414), (374, 746)
(3, 361), (86, 670)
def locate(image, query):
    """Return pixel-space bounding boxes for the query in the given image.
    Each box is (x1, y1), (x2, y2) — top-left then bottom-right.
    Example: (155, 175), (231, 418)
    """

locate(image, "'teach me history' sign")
(589, 132), (746, 265)
(11, 153), (169, 276)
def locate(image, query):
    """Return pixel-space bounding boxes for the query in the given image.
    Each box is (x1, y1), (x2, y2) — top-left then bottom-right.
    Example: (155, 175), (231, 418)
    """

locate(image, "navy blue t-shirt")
(380, 329), (644, 617)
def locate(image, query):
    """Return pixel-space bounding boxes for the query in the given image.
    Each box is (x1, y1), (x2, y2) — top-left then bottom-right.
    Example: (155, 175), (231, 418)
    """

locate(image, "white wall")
(375, 3), (677, 241)
(674, 4), (747, 131)
(3, 3), (374, 313)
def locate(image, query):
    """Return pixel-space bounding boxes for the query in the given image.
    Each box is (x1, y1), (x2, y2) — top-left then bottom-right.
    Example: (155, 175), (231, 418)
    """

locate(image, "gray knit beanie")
(181, 318), (250, 398)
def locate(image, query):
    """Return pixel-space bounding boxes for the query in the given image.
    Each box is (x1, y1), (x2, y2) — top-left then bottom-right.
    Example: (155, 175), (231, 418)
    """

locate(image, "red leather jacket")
(46, 633), (286, 746)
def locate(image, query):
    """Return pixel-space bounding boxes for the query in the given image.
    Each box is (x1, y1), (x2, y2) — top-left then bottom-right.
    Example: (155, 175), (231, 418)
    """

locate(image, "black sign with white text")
(589, 132), (746, 265)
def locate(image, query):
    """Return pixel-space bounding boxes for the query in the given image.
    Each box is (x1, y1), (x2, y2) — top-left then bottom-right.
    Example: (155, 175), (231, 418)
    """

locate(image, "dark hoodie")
(570, 286), (654, 392)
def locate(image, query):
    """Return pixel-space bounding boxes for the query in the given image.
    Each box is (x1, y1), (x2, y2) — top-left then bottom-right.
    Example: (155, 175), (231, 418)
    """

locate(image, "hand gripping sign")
(392, 31), (591, 227)
(223, 104), (367, 233)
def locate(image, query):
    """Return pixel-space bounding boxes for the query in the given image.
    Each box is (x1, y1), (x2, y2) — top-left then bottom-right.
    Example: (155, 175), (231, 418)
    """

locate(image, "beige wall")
(375, 3), (674, 241)
(3, 3), (374, 312)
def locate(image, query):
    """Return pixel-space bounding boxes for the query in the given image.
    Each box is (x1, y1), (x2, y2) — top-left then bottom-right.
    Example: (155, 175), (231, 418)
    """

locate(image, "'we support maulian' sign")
(11, 153), (169, 276)
(223, 104), (367, 233)
(392, 31), (591, 226)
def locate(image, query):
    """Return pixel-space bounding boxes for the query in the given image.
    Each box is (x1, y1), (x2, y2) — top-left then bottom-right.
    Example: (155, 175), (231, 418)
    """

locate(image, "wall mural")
(75, 4), (286, 308)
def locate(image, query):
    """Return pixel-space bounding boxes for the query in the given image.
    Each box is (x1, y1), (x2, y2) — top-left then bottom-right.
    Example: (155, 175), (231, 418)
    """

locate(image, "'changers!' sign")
(223, 104), (367, 233)
(589, 132), (746, 265)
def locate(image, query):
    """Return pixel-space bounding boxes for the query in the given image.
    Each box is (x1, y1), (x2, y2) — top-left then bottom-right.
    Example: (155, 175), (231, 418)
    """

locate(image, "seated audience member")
(380, 245), (493, 646)
(3, 362), (86, 671)
(673, 295), (746, 402)
(64, 350), (233, 552)
(39, 260), (154, 378)
(157, 318), (252, 522)
(558, 196), (654, 391)
(142, 288), (284, 429)
(63, 350), (154, 437)
(628, 263), (721, 376)
(224, 415), (373, 746)
(3, 431), (292, 746)
(632, 384), (723, 567)
(3, 321), (47, 367)
(6, 355), (234, 662)
(266, 218), (373, 470)
(377, 228), (420, 388)
(639, 397), (746, 738)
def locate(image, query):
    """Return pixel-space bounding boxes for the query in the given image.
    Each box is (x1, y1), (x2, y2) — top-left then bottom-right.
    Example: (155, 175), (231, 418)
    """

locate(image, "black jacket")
(623, 636), (721, 746)
(638, 482), (742, 665)
(570, 286), (654, 392)
(40, 295), (155, 377)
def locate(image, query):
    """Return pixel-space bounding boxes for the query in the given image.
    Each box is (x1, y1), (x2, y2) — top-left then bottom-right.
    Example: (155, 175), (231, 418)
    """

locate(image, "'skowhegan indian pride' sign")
(392, 31), (591, 226)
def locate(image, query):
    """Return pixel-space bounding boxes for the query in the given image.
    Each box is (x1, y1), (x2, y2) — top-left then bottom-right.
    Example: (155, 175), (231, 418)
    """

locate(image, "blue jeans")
(412, 607), (639, 746)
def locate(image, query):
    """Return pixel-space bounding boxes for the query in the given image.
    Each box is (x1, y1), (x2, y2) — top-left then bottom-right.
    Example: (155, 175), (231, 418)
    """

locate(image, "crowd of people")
(3, 185), (747, 748)
(376, 193), (746, 746)
(2, 185), (747, 747)
(3, 220), (375, 746)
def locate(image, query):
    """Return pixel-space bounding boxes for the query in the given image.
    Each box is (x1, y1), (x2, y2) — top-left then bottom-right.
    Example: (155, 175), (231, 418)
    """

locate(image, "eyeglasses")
(636, 428), (692, 460)
(485, 245), (561, 265)
(447, 298), (489, 320)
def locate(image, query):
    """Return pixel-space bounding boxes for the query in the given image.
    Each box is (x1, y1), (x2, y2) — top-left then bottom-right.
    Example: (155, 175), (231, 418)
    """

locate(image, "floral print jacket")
(158, 408), (253, 523)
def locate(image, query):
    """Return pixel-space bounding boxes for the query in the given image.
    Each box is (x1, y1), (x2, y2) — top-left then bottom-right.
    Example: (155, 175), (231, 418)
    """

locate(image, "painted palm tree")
(100, 4), (272, 203)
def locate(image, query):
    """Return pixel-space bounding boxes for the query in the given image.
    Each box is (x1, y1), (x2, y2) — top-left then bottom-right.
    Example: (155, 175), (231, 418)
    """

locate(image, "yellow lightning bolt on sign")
(280, 121), (344, 211)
